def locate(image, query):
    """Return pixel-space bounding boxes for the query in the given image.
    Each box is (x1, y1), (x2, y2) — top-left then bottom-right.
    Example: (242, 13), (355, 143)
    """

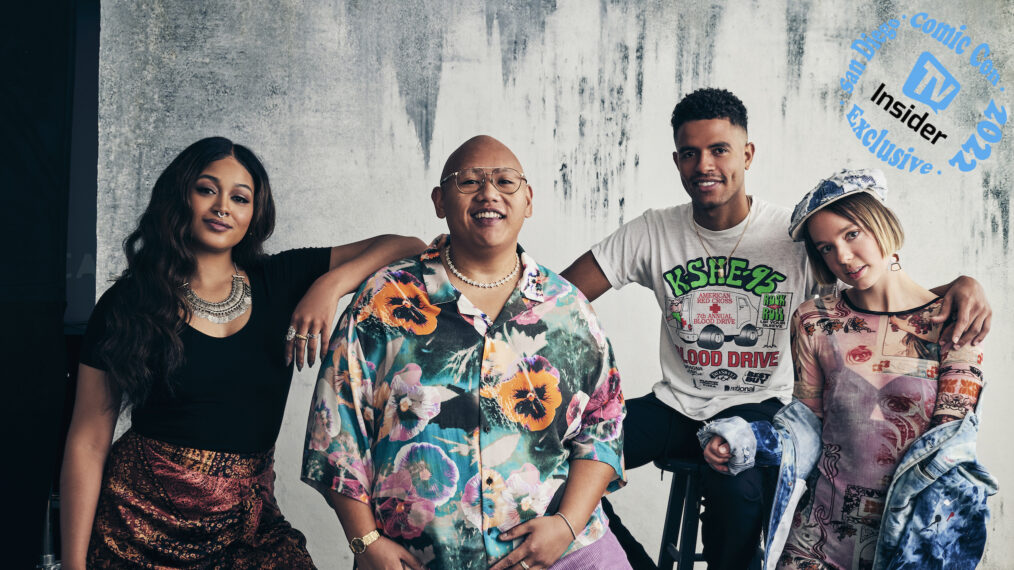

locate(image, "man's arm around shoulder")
(928, 275), (992, 348)
(561, 251), (612, 302)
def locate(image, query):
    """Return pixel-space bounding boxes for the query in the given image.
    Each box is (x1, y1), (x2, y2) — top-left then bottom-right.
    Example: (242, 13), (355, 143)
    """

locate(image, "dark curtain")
(0, 1), (77, 565)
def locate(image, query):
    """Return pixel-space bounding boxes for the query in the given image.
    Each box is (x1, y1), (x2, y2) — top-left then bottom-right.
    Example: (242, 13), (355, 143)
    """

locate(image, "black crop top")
(81, 248), (330, 453)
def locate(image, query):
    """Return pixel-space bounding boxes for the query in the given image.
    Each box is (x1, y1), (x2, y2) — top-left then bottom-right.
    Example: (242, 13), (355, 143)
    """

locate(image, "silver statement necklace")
(182, 264), (252, 324)
(443, 245), (520, 289)
(693, 201), (753, 280)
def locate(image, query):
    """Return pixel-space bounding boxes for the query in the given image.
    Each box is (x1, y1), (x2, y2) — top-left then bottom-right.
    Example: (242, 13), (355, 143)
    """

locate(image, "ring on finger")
(285, 326), (296, 341)
(307, 333), (319, 339)
(519, 561), (530, 570)
(294, 333), (308, 341)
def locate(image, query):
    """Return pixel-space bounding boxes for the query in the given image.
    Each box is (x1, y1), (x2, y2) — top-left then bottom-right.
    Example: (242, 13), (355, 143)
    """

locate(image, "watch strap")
(349, 529), (381, 554)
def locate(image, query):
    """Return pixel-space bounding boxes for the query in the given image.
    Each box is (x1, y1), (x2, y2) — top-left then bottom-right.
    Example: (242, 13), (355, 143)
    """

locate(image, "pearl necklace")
(443, 246), (520, 288)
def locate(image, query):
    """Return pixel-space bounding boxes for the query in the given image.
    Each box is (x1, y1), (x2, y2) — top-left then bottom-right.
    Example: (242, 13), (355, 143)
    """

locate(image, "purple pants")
(550, 527), (632, 570)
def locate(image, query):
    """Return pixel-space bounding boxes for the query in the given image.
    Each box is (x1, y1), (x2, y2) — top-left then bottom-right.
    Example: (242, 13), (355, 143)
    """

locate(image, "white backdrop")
(98, 1), (1012, 567)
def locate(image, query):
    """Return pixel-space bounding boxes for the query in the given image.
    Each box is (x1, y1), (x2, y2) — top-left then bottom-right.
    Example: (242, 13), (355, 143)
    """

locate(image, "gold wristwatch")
(349, 529), (380, 554)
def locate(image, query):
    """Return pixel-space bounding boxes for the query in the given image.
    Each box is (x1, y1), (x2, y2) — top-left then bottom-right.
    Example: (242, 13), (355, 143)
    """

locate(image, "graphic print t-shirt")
(592, 198), (815, 419)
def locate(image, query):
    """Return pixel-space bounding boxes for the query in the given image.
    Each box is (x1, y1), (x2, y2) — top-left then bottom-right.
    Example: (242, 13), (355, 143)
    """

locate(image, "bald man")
(302, 136), (631, 570)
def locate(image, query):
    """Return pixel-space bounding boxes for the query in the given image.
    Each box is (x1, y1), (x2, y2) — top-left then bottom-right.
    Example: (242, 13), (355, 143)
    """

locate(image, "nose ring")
(216, 210), (226, 219)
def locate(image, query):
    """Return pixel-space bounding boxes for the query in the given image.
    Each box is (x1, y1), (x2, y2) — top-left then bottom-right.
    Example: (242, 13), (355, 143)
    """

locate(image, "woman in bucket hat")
(698, 169), (995, 569)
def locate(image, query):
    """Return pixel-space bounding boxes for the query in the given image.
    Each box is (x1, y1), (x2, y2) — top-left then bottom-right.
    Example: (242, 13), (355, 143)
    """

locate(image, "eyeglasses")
(439, 167), (527, 195)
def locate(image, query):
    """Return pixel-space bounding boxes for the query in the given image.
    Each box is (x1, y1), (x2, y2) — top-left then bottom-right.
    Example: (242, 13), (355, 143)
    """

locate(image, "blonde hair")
(803, 192), (905, 285)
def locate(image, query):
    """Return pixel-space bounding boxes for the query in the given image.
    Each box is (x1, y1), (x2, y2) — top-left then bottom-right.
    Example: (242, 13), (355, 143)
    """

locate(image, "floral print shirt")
(302, 235), (626, 569)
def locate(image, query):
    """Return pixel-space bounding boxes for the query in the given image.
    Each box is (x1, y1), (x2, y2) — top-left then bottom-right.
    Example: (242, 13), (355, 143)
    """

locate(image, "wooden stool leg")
(657, 469), (688, 570)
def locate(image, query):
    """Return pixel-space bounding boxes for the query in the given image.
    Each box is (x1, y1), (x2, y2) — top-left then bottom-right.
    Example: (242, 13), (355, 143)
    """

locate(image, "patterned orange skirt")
(88, 431), (315, 569)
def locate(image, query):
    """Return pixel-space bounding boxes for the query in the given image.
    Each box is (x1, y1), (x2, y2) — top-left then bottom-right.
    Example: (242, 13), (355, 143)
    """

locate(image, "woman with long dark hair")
(60, 136), (424, 568)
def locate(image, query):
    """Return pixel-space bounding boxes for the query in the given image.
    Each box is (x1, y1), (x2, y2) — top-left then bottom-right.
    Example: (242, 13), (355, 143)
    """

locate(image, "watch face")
(350, 537), (365, 554)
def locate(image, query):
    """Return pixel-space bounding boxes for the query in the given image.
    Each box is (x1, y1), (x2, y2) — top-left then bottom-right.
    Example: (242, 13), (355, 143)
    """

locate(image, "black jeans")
(605, 392), (782, 570)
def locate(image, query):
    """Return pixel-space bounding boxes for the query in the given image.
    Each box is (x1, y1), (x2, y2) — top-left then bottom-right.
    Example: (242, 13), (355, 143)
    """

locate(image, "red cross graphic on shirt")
(710, 303), (721, 313)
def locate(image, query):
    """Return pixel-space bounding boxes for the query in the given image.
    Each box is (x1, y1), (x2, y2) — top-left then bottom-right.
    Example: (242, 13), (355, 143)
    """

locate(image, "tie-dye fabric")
(301, 235), (625, 569)
(873, 407), (996, 569)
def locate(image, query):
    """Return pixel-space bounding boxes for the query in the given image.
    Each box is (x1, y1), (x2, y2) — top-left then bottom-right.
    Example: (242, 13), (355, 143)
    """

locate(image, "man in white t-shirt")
(560, 88), (992, 569)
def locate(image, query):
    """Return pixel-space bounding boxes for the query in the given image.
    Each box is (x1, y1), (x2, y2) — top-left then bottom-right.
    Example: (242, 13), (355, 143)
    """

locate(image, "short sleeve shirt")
(591, 199), (816, 419)
(301, 235), (625, 569)
(81, 248), (330, 452)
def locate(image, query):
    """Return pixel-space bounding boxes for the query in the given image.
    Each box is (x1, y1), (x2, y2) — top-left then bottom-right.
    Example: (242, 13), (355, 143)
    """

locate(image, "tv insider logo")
(835, 11), (1007, 177)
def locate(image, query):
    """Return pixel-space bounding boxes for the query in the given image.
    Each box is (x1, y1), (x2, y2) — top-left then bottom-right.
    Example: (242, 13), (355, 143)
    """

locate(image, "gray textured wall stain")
(634, 8), (646, 106)
(344, 1), (449, 165)
(485, 0), (558, 86)
(983, 170), (1011, 252)
(670, 2), (725, 97)
(872, 0), (900, 25)
(338, 0), (563, 165)
(557, 162), (572, 201)
(552, 2), (646, 224)
(784, 0), (812, 93)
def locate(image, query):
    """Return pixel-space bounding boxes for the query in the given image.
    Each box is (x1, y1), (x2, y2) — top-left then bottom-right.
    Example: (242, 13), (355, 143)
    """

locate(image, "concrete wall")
(98, 1), (1012, 567)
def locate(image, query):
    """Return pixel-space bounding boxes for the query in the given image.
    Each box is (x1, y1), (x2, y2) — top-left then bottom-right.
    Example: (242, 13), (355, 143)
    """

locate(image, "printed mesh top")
(301, 235), (626, 569)
(777, 293), (983, 570)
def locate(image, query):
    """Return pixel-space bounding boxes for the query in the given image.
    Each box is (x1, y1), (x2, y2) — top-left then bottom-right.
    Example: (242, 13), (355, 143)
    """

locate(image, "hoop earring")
(890, 253), (901, 272)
